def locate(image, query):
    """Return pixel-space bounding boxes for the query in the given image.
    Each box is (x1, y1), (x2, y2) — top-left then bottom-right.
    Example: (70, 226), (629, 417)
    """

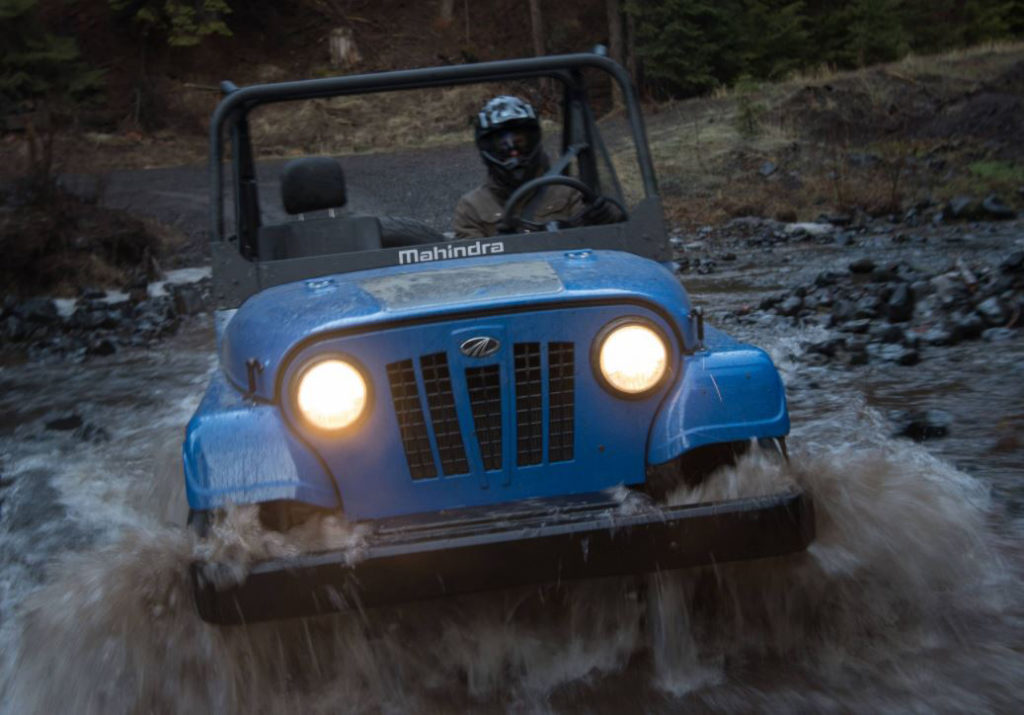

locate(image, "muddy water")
(1, 244), (1023, 711)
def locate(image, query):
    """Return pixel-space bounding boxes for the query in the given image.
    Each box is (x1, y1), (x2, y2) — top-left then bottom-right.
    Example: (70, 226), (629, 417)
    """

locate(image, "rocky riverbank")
(0, 269), (211, 363)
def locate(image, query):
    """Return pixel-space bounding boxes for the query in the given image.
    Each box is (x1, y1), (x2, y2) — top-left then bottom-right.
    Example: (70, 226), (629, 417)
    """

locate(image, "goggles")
(480, 127), (540, 163)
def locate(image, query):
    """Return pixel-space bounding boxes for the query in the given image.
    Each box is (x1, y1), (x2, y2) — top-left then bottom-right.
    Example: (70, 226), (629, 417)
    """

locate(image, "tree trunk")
(528, 0), (545, 56)
(625, 8), (639, 90)
(606, 0), (624, 108)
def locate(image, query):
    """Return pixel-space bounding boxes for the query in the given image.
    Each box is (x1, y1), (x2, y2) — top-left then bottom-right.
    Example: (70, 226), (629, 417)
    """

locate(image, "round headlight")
(596, 322), (669, 396)
(295, 358), (369, 430)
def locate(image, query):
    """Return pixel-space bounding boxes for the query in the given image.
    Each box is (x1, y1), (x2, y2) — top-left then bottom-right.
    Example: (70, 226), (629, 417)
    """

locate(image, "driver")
(452, 95), (620, 239)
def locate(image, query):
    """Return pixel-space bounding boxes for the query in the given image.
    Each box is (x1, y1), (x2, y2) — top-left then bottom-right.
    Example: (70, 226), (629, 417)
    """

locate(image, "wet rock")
(807, 337), (845, 358)
(830, 300), (855, 325)
(877, 344), (920, 365)
(894, 409), (952, 441)
(814, 271), (842, 288)
(70, 308), (107, 330)
(981, 194), (1015, 220)
(823, 213), (853, 226)
(45, 414), (83, 431)
(849, 258), (876, 274)
(839, 318), (871, 334)
(921, 326), (954, 346)
(854, 295), (883, 319)
(758, 296), (781, 311)
(79, 287), (107, 300)
(718, 252), (737, 262)
(759, 161), (777, 177)
(975, 297), (1006, 326)
(87, 338), (117, 357)
(2, 315), (26, 342)
(951, 314), (985, 342)
(999, 251), (1024, 274)
(777, 296), (803, 317)
(982, 327), (1016, 342)
(17, 298), (58, 324)
(847, 349), (869, 366)
(872, 324), (905, 343)
(944, 196), (980, 221)
(887, 284), (915, 323)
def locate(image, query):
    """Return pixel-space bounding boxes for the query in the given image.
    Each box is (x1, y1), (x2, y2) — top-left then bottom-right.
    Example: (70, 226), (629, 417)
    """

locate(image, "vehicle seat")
(256, 156), (383, 260)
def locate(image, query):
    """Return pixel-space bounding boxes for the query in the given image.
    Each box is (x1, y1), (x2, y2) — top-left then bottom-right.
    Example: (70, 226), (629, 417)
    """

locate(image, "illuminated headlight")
(595, 321), (669, 396)
(294, 358), (369, 430)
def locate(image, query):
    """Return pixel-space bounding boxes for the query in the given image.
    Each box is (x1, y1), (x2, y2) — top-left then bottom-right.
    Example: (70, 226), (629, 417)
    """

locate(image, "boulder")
(975, 297), (1006, 326)
(999, 251), (1024, 274)
(849, 258), (876, 274)
(981, 194), (1015, 220)
(777, 296), (804, 317)
(17, 298), (58, 324)
(982, 327), (1016, 342)
(944, 196), (980, 221)
(887, 284), (915, 323)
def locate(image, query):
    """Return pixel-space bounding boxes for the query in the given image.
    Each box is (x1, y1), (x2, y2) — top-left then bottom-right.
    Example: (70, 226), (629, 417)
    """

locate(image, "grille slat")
(386, 360), (436, 480)
(466, 365), (503, 471)
(420, 353), (470, 475)
(547, 342), (575, 462)
(391, 339), (576, 481)
(514, 343), (544, 466)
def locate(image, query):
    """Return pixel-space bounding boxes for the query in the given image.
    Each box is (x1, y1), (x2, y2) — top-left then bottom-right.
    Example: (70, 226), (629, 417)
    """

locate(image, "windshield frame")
(207, 53), (668, 309)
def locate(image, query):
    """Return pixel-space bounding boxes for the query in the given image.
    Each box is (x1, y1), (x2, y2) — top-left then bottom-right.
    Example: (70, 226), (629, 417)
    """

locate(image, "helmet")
(474, 95), (543, 194)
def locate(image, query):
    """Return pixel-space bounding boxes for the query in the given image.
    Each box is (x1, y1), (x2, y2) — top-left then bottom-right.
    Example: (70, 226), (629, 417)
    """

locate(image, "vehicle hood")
(221, 249), (695, 400)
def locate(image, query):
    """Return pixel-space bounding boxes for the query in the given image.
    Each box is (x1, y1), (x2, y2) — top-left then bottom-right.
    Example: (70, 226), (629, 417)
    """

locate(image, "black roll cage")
(208, 52), (668, 309)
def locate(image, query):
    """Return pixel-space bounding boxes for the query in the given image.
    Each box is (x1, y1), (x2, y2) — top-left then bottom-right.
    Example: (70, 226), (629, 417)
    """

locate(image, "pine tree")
(847, 0), (907, 66)
(623, 0), (743, 97)
(738, 0), (810, 80)
(109, 0), (232, 47)
(0, 0), (103, 116)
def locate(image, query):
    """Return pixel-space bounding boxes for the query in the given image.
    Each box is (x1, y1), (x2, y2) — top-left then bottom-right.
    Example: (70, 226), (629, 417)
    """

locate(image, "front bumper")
(193, 488), (814, 625)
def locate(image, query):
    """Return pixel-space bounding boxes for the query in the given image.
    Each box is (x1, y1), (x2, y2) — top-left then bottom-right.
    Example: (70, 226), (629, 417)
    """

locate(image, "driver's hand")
(581, 196), (621, 226)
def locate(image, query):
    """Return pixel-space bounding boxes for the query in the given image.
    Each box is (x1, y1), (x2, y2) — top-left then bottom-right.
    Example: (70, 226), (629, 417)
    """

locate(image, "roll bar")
(208, 53), (658, 243)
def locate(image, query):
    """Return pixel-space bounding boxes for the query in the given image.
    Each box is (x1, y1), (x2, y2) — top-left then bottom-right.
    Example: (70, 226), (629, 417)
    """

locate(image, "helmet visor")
(480, 127), (540, 164)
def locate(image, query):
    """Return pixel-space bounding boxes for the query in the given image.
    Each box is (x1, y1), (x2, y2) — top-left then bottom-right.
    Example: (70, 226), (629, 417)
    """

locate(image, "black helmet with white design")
(474, 95), (543, 194)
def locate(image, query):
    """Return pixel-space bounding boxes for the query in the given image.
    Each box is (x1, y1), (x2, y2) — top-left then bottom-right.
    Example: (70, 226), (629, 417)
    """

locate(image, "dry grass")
(606, 42), (1024, 227)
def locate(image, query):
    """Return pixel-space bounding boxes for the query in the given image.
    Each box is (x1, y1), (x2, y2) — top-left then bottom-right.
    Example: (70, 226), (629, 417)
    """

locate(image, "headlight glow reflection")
(598, 323), (668, 395)
(295, 359), (368, 430)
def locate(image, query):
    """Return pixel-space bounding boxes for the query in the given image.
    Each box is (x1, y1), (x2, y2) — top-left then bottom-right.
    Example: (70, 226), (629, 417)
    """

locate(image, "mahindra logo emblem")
(459, 336), (501, 358)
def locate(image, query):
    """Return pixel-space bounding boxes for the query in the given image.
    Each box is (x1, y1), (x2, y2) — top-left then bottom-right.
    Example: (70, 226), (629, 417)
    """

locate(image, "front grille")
(386, 341), (576, 480)
(386, 360), (436, 480)
(514, 343), (543, 466)
(466, 365), (502, 471)
(548, 342), (575, 462)
(419, 353), (470, 475)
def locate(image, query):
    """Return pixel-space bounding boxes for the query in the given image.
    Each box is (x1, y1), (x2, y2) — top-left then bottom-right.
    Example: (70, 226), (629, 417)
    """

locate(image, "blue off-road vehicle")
(185, 53), (814, 624)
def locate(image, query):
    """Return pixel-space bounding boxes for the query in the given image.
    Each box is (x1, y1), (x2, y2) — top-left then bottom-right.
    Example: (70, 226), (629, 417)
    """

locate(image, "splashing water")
(1, 324), (1021, 713)
(2, 428), (1020, 712)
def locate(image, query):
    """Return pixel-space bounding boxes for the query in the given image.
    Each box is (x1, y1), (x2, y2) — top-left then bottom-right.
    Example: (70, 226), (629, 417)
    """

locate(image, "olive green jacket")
(452, 178), (585, 239)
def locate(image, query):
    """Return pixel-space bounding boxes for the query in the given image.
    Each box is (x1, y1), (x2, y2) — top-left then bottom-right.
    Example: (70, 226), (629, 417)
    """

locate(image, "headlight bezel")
(591, 316), (672, 399)
(289, 353), (373, 433)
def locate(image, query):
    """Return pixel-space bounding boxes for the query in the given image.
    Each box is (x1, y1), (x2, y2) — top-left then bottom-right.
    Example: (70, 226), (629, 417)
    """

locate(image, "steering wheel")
(498, 175), (629, 234)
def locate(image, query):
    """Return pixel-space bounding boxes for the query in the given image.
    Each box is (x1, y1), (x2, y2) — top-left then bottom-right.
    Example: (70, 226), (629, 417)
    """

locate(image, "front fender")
(647, 329), (789, 465)
(183, 371), (340, 511)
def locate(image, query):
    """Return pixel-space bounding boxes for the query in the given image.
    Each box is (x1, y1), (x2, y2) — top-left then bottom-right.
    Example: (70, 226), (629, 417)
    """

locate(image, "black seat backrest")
(257, 156), (383, 259)
(257, 215), (382, 259)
